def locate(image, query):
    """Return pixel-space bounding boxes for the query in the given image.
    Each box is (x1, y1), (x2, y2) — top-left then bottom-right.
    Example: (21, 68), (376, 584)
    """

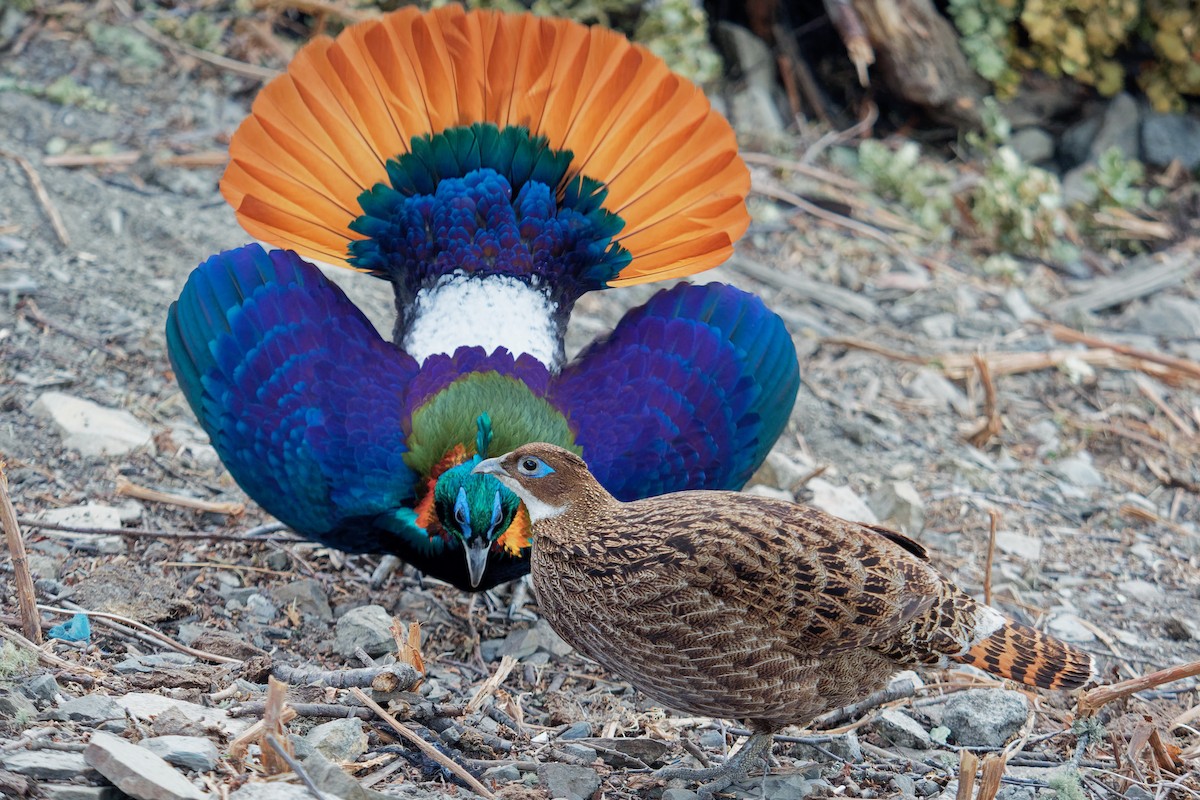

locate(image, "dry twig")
(272, 663), (420, 693)
(966, 354), (1002, 448)
(0, 148), (70, 247)
(115, 477), (245, 515)
(38, 604), (241, 665)
(983, 509), (999, 607)
(1080, 658), (1200, 715)
(956, 749), (979, 800)
(1, 463), (41, 643)
(466, 655), (518, 714)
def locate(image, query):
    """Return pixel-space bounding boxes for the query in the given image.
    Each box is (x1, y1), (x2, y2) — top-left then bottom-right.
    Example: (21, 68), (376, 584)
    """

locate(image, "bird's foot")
(655, 732), (773, 799)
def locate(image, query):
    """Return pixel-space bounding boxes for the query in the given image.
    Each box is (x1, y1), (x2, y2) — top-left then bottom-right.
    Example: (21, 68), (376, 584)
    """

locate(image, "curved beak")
(465, 538), (490, 589)
(473, 456), (503, 476)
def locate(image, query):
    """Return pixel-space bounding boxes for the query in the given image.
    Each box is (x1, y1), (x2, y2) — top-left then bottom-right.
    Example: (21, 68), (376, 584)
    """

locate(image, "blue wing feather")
(550, 282), (800, 499)
(166, 244), (425, 552)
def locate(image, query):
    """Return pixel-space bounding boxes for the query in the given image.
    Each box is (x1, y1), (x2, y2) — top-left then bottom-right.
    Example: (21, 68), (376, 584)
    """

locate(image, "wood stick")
(977, 752), (1007, 800)
(983, 509), (999, 607)
(38, 604), (241, 665)
(261, 677), (293, 775)
(115, 477), (245, 515)
(20, 517), (297, 543)
(0, 463), (41, 643)
(1080, 658), (1200, 715)
(0, 148), (70, 247)
(956, 748), (979, 800)
(43, 152), (141, 168)
(350, 687), (496, 800)
(1042, 323), (1200, 382)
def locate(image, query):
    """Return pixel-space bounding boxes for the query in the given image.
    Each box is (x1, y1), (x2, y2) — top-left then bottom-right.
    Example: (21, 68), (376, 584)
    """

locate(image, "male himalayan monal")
(476, 443), (1098, 797)
(165, 6), (801, 592)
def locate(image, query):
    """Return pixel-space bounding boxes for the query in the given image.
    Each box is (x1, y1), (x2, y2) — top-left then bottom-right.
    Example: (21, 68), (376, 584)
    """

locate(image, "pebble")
(116, 693), (250, 738)
(85, 730), (206, 800)
(807, 478), (878, 524)
(869, 481), (925, 535)
(20, 673), (62, 704)
(1137, 295), (1200, 339)
(482, 764), (521, 782)
(301, 750), (384, 800)
(56, 694), (127, 731)
(140, 735), (220, 772)
(333, 604), (396, 658)
(0, 749), (94, 780)
(536, 762), (601, 800)
(1052, 452), (1106, 488)
(792, 730), (862, 763)
(1048, 613), (1097, 643)
(872, 708), (932, 749)
(499, 619), (574, 659)
(662, 789), (701, 800)
(0, 688), (37, 720)
(733, 773), (824, 799)
(942, 689), (1030, 747)
(745, 484), (794, 501)
(907, 368), (971, 416)
(229, 785), (313, 800)
(917, 312), (957, 339)
(305, 717), (368, 762)
(270, 578), (333, 622)
(42, 787), (124, 800)
(1009, 127), (1055, 164)
(1141, 112), (1200, 170)
(31, 392), (153, 457)
(995, 530), (1042, 561)
(1117, 579), (1164, 603)
(244, 593), (278, 622)
(116, 653), (196, 675)
(580, 737), (669, 768)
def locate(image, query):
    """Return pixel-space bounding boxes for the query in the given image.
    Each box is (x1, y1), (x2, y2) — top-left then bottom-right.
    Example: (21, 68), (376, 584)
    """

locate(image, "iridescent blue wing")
(550, 282), (800, 500)
(166, 244), (424, 552)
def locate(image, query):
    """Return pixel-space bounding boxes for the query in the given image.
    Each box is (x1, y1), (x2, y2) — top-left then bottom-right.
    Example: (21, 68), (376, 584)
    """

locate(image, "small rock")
(305, 717), (368, 762)
(872, 708), (932, 749)
(483, 764), (522, 782)
(40, 503), (122, 529)
(1001, 288), (1038, 323)
(228, 786), (313, 800)
(561, 743), (598, 762)
(0, 749), (93, 780)
(807, 478), (878, 524)
(942, 689), (1030, 747)
(1137, 296), (1200, 339)
(139, 736), (220, 772)
(792, 731), (862, 763)
(117, 693), (250, 738)
(757, 451), (817, 492)
(995, 531), (1042, 561)
(1124, 785), (1155, 800)
(536, 763), (601, 800)
(244, 593), (278, 622)
(301, 750), (385, 800)
(1053, 452), (1106, 488)
(869, 481), (925, 535)
(736, 773), (823, 798)
(891, 774), (918, 798)
(42, 787), (124, 800)
(115, 653), (196, 675)
(32, 392), (153, 456)
(580, 737), (669, 768)
(0, 234), (28, 253)
(269, 579), (333, 622)
(57, 694), (126, 729)
(85, 731), (206, 800)
(1010, 128), (1055, 164)
(1141, 112), (1200, 170)
(1089, 93), (1141, 163)
(917, 312), (957, 339)
(500, 619), (574, 659)
(744, 484), (794, 501)
(662, 789), (701, 800)
(0, 688), (37, 720)
(1048, 614), (1097, 643)
(333, 605), (396, 659)
(559, 721), (593, 740)
(908, 368), (972, 416)
(1117, 579), (1163, 603)
(20, 673), (62, 703)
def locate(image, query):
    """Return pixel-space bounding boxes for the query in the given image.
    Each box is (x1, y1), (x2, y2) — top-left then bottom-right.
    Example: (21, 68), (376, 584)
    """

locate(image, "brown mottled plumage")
(474, 443), (1096, 797)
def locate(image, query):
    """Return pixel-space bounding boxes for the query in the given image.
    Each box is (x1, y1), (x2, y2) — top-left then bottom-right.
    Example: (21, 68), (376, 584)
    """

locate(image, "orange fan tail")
(222, 5), (749, 291)
(956, 610), (1096, 691)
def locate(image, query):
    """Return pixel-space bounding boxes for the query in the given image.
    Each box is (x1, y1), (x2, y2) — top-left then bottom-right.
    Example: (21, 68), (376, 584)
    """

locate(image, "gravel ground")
(1, 8), (1198, 800)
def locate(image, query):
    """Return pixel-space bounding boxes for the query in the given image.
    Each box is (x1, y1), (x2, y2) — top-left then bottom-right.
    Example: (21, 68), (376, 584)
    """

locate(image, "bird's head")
(472, 443), (594, 524)
(433, 465), (523, 588)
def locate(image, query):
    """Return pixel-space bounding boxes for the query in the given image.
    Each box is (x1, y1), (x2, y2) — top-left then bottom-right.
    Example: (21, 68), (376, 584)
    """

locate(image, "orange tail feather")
(957, 617), (1095, 690)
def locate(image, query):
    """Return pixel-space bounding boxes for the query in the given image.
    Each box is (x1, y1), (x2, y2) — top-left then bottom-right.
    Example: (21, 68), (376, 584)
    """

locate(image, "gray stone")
(995, 530), (1042, 561)
(1137, 295), (1200, 338)
(807, 478), (878, 524)
(0, 749), (93, 780)
(1124, 785), (1154, 800)
(891, 774), (918, 798)
(500, 619), (573, 659)
(1141, 112), (1200, 169)
(41, 787), (124, 800)
(58, 694), (125, 727)
(20, 673), (62, 703)
(872, 708), (932, 749)
(483, 764), (522, 782)
(32, 392), (153, 456)
(139, 736), (219, 772)
(942, 689), (1030, 747)
(735, 773), (823, 798)
(745, 484), (794, 502)
(269, 578), (333, 622)
(1048, 613), (1097, 643)
(908, 368), (972, 416)
(0, 688), (37, 720)
(85, 731), (206, 800)
(116, 653), (196, 675)
(917, 312), (957, 339)
(1001, 288), (1038, 323)
(116, 693), (251, 739)
(1117, 579), (1164, 602)
(869, 481), (925, 535)
(792, 731), (862, 763)
(229, 785), (313, 800)
(1089, 93), (1141, 162)
(1053, 452), (1106, 488)
(41, 503), (122, 529)
(580, 737), (670, 768)
(244, 593), (277, 622)
(305, 717), (368, 762)
(559, 721), (593, 740)
(662, 789), (701, 800)
(1010, 128), (1055, 164)
(536, 762), (601, 800)
(302, 750), (387, 800)
(729, 85), (786, 136)
(561, 743), (597, 762)
(333, 604), (395, 658)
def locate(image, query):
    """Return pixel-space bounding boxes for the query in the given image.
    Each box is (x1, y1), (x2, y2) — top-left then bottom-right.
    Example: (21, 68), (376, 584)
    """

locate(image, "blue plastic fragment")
(47, 612), (90, 642)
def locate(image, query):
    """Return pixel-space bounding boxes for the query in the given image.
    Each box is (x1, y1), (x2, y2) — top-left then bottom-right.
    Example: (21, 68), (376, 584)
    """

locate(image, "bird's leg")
(655, 731), (774, 799)
(506, 575), (535, 621)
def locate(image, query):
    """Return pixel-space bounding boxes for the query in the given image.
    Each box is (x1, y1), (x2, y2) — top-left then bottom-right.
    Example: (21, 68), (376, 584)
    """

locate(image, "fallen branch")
(115, 477), (245, 515)
(466, 655), (517, 714)
(350, 687), (496, 800)
(272, 662), (420, 693)
(0, 148), (70, 247)
(1041, 323), (1200, 384)
(1080, 658), (1200, 715)
(38, 604), (241, 665)
(1, 463), (41, 643)
(21, 517), (297, 542)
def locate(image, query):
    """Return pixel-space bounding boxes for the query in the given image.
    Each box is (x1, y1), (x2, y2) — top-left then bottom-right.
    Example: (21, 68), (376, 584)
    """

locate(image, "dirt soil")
(1, 7), (1198, 800)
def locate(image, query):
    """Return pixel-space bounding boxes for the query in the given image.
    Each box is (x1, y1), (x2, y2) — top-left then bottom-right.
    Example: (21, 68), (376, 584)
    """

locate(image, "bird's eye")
(517, 456), (555, 478)
(453, 487), (470, 528)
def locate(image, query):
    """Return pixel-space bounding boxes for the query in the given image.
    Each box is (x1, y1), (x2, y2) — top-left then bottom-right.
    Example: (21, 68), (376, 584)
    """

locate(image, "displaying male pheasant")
(165, 6), (801, 591)
(476, 443), (1098, 797)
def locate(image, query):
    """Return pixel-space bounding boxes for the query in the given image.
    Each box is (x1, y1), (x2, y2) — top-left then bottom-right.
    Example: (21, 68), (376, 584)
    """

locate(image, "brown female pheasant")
(474, 443), (1097, 798)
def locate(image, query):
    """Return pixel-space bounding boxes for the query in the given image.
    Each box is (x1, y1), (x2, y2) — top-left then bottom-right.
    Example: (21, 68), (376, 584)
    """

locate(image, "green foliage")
(1048, 770), (1086, 800)
(856, 140), (956, 234)
(0, 642), (36, 682)
(0, 75), (111, 112)
(969, 146), (1067, 255)
(154, 11), (224, 52)
(86, 22), (166, 72)
(947, 0), (1199, 110)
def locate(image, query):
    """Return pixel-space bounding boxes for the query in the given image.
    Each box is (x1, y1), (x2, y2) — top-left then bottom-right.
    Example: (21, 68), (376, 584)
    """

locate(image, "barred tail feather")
(956, 605), (1095, 690)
